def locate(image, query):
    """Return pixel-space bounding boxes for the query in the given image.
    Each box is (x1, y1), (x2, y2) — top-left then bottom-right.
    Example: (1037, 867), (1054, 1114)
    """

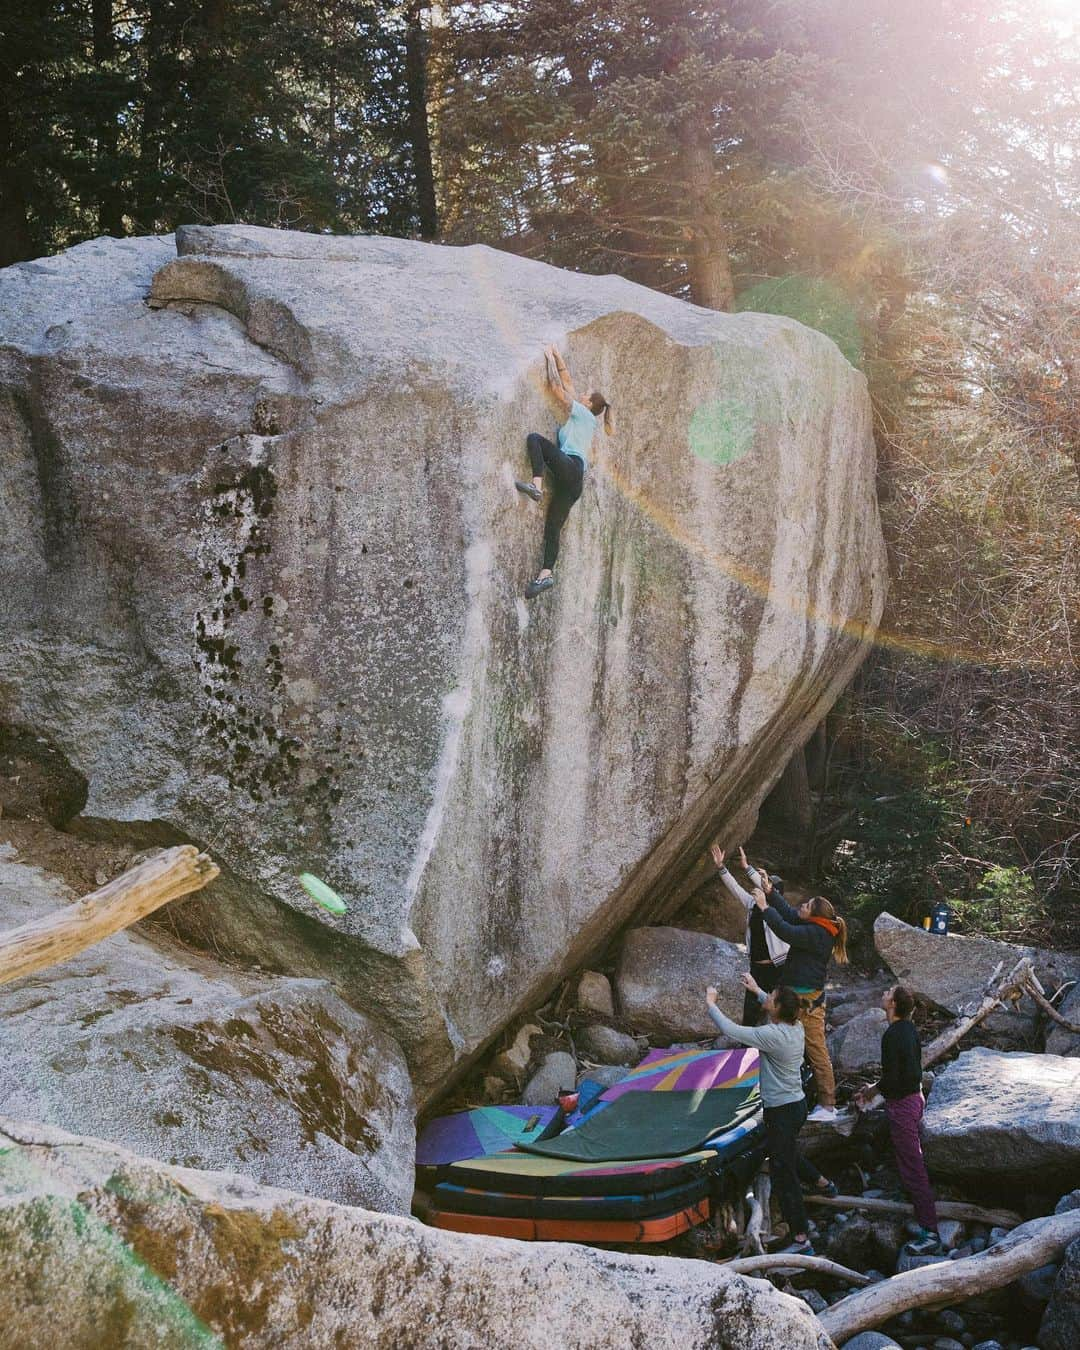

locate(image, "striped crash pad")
(416, 1105), (562, 1167)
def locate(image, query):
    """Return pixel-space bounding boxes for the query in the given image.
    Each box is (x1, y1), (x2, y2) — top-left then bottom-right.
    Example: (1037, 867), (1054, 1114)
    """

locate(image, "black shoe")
(515, 480), (543, 502)
(802, 1179), (838, 1197)
(524, 575), (555, 600)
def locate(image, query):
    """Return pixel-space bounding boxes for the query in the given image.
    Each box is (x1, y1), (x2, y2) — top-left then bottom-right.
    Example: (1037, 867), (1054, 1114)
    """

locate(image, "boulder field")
(0, 226), (886, 1097)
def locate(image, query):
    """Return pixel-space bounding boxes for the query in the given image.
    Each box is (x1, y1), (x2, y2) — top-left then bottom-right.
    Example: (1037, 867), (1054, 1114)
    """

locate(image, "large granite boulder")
(0, 845), (414, 1213)
(0, 1118), (833, 1350)
(874, 913), (1079, 1033)
(922, 1047), (1080, 1186)
(615, 926), (746, 1038)
(0, 225), (887, 1096)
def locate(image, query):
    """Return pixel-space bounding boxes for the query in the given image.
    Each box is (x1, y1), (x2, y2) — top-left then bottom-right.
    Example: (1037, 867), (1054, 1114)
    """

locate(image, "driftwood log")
(741, 1171), (773, 1256)
(804, 1193), (1023, 1229)
(723, 1253), (871, 1285)
(1023, 974), (1080, 1034)
(0, 846), (219, 985)
(819, 1207), (1080, 1343)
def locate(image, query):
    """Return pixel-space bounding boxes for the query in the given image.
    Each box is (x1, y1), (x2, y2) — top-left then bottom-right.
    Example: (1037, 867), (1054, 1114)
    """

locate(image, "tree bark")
(768, 745), (814, 834)
(819, 1208), (1080, 1343)
(678, 127), (733, 311)
(135, 0), (168, 232)
(0, 95), (33, 265)
(92, 0), (124, 237)
(405, 2), (438, 240)
(0, 847), (219, 986)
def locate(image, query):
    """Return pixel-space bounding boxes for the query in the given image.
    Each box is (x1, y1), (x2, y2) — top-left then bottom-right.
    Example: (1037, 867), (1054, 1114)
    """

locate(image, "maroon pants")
(885, 1092), (938, 1230)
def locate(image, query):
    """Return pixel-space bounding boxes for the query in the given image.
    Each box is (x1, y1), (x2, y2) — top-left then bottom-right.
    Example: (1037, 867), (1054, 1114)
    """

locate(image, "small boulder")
(492, 1022), (542, 1080)
(829, 1008), (888, 1073)
(576, 1064), (626, 1092)
(936, 1219), (964, 1250)
(614, 927), (745, 1038)
(576, 1024), (642, 1066)
(839, 1333), (902, 1350)
(1039, 1235), (1080, 1350)
(1018, 1262), (1059, 1309)
(522, 1051), (577, 1105)
(576, 971), (615, 1018)
(1045, 984), (1080, 1058)
(795, 1288), (828, 1314)
(922, 1048), (1080, 1183)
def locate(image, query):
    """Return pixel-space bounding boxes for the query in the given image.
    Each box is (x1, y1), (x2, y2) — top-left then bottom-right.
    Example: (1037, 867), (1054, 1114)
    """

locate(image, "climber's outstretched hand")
(710, 844), (725, 870)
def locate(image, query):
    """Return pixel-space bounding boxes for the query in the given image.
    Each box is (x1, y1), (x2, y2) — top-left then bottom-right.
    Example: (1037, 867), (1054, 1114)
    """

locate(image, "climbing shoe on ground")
(524, 575), (555, 599)
(515, 480), (543, 502)
(802, 1179), (839, 1197)
(807, 1105), (843, 1124)
(778, 1239), (815, 1256)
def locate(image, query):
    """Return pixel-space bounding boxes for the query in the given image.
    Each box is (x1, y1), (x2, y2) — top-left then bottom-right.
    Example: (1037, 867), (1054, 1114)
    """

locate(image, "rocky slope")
(0, 226), (887, 1095)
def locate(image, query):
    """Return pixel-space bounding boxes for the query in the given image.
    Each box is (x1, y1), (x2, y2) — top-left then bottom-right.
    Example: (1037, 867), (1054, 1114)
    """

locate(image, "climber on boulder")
(516, 344), (614, 599)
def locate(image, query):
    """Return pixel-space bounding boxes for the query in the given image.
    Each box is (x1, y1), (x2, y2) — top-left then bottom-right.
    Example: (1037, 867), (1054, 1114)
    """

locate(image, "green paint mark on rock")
(688, 398), (756, 467)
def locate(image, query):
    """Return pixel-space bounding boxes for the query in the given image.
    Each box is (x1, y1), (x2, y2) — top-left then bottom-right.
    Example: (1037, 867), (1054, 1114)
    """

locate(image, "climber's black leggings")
(526, 432), (584, 571)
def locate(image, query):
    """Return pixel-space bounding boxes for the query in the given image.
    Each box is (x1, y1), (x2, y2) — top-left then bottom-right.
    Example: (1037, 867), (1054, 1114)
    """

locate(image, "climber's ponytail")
(808, 896), (849, 965)
(589, 391), (615, 435)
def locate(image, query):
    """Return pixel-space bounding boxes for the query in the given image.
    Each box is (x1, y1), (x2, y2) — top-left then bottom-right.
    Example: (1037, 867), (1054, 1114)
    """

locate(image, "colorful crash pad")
(440, 1147), (721, 1198)
(523, 1084), (761, 1163)
(433, 1176), (709, 1222)
(416, 1105), (562, 1167)
(430, 1199), (710, 1244)
(567, 1045), (759, 1125)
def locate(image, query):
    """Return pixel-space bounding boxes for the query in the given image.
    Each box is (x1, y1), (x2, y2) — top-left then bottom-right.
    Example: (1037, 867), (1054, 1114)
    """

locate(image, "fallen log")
(0, 846), (220, 985)
(1023, 974), (1080, 1034)
(723, 1253), (871, 1285)
(741, 1171), (773, 1256)
(818, 1207), (1080, 1343)
(804, 1193), (1023, 1230)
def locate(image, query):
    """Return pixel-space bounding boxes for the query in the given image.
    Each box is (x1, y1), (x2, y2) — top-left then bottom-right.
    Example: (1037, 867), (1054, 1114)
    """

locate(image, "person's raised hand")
(760, 872), (773, 895)
(705, 985), (719, 1006)
(739, 972), (758, 992)
(710, 843), (725, 870)
(753, 888), (768, 911)
(738, 846), (748, 871)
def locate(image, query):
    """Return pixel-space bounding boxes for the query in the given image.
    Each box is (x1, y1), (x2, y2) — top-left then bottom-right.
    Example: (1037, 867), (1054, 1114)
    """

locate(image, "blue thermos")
(929, 902), (952, 936)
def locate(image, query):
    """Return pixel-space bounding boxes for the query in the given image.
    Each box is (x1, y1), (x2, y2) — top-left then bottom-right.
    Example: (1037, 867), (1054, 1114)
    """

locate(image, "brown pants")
(799, 1001), (836, 1107)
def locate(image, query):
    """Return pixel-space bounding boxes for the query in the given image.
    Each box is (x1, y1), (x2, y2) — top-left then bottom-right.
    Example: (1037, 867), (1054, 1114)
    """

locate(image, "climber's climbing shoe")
(515, 480), (543, 503)
(524, 575), (555, 600)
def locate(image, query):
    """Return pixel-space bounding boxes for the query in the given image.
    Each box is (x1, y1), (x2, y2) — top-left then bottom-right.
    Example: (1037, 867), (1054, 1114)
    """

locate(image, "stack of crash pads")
(424, 1047), (765, 1242)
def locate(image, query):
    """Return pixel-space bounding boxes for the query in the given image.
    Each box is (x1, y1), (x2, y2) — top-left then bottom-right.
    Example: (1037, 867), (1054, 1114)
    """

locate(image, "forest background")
(3, 0), (1077, 950)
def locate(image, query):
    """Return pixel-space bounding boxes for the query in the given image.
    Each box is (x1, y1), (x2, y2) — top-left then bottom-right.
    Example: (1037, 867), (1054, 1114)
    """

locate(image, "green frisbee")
(298, 872), (347, 915)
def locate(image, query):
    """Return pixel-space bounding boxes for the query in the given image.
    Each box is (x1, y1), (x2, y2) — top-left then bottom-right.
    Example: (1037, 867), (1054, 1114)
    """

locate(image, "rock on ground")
(576, 970), (615, 1018)
(838, 1333), (902, 1350)
(0, 225), (886, 1098)
(828, 1008), (888, 1074)
(1045, 984), (1080, 1057)
(874, 913), (1079, 1035)
(1039, 1235), (1080, 1350)
(922, 1047), (1080, 1185)
(615, 927), (746, 1037)
(0, 846), (414, 1213)
(491, 1022), (541, 1080)
(522, 1051), (577, 1105)
(0, 1118), (832, 1350)
(575, 1023), (643, 1066)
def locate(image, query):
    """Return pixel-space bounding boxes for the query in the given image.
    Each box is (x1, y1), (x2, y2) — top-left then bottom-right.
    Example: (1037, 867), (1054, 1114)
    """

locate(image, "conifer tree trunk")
(0, 97), (33, 265)
(405, 1), (438, 239)
(678, 126), (733, 311)
(92, 0), (124, 237)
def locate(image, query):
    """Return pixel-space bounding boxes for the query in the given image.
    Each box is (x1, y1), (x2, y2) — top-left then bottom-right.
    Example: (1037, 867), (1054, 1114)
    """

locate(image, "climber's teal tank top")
(558, 400), (597, 470)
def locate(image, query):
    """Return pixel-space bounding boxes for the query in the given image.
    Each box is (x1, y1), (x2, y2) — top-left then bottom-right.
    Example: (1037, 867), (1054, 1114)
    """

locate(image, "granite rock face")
(0, 846), (414, 1213)
(0, 1118), (833, 1350)
(0, 225), (887, 1095)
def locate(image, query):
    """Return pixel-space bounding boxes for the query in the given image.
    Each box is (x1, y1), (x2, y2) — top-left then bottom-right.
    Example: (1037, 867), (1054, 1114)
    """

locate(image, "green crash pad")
(521, 1086), (761, 1163)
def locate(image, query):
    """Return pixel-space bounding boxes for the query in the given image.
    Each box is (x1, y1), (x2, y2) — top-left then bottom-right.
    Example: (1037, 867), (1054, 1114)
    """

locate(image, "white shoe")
(807, 1105), (840, 1123)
